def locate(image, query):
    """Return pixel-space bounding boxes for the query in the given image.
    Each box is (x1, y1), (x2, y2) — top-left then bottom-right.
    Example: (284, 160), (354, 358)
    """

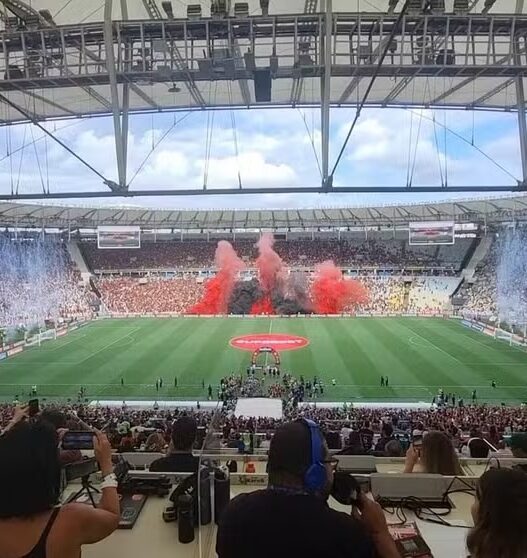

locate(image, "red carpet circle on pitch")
(230, 333), (310, 352)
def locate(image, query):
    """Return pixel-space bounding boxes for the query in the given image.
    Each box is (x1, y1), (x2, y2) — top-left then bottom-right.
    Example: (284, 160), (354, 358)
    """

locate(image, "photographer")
(0, 420), (120, 558)
(217, 420), (398, 558)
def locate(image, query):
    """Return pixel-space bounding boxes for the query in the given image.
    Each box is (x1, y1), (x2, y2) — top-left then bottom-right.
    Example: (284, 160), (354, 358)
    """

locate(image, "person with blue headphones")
(217, 419), (399, 558)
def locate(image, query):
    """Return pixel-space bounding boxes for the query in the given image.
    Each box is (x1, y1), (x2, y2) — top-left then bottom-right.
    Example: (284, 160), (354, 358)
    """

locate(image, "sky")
(0, 104), (521, 210)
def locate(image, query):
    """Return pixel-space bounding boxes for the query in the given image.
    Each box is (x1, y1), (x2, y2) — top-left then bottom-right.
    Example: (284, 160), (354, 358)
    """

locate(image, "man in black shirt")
(149, 416), (199, 473)
(216, 420), (398, 558)
(374, 423), (395, 454)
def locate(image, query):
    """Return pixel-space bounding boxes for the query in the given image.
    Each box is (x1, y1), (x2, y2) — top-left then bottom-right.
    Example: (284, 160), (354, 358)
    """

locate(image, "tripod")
(69, 475), (100, 507)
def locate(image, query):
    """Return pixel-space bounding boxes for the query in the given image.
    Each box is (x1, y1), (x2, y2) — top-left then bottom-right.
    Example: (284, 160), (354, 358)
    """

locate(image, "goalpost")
(25, 328), (57, 348)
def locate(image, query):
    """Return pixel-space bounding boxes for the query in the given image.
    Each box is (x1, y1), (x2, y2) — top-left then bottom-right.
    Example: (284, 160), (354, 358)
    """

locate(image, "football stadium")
(2, 1), (527, 557)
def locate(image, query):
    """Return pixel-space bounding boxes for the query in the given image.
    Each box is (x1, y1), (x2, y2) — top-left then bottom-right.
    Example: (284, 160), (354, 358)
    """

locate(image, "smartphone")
(28, 399), (39, 417)
(62, 431), (95, 450)
(412, 435), (423, 448)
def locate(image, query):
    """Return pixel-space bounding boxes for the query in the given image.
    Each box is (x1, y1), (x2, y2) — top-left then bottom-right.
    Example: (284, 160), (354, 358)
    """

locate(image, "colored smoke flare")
(188, 241), (246, 314)
(250, 297), (274, 315)
(186, 239), (369, 315)
(311, 260), (368, 314)
(255, 233), (285, 294)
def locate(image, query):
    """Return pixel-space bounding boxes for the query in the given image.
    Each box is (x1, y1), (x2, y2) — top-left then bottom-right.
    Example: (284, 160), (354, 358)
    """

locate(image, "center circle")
(229, 333), (310, 352)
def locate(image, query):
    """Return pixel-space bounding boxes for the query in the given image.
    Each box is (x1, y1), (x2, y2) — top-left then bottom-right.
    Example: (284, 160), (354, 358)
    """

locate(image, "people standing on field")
(155, 379), (159, 392)
(381, 376), (385, 387)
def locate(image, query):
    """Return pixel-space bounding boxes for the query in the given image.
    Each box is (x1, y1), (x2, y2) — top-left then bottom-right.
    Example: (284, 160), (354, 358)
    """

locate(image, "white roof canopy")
(1, 195), (526, 229)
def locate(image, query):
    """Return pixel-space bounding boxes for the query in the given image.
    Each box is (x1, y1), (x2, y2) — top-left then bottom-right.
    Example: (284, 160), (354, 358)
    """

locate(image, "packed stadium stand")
(80, 238), (456, 272)
(1, 401), (527, 452)
(0, 240), (95, 326)
(97, 277), (204, 314)
(0, 234), (499, 320)
(407, 277), (462, 314)
(459, 241), (499, 316)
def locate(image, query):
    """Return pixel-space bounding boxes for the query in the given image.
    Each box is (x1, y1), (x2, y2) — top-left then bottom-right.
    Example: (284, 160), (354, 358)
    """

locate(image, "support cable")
(29, 125), (46, 194)
(0, 92), (113, 186)
(409, 108), (424, 187)
(203, 82), (217, 190)
(405, 81), (416, 187)
(298, 108), (323, 179)
(127, 112), (194, 187)
(15, 124), (27, 196)
(406, 108), (518, 183)
(329, 0), (411, 181)
(432, 111), (445, 187)
(0, 120), (80, 164)
(227, 82), (243, 190)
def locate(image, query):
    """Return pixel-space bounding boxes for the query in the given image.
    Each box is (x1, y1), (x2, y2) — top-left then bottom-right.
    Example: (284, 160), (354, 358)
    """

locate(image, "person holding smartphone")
(0, 421), (120, 558)
(404, 431), (462, 475)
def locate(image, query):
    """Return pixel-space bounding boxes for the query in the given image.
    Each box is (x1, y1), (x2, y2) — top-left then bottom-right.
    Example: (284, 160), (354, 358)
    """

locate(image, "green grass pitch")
(0, 317), (526, 404)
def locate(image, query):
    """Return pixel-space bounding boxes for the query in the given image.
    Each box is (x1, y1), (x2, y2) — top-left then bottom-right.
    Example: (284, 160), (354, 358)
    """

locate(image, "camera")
(331, 471), (363, 506)
(62, 431), (95, 450)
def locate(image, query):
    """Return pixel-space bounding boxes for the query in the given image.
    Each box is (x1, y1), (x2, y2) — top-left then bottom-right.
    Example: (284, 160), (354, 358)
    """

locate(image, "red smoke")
(311, 260), (368, 314)
(188, 241), (245, 314)
(255, 233), (285, 294)
(250, 297), (274, 315)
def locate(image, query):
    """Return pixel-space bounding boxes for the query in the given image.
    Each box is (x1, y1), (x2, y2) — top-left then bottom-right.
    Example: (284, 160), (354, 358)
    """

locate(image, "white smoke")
(0, 236), (72, 331)
(496, 228), (527, 326)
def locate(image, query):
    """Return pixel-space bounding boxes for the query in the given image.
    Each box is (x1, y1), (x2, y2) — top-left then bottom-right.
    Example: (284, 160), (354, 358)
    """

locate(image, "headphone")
(302, 419), (327, 492)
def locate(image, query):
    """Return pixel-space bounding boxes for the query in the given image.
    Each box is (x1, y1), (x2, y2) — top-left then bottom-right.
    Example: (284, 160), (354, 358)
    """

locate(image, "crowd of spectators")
(460, 242), (498, 316)
(81, 239), (448, 271)
(1, 402), (526, 456)
(95, 273), (456, 315)
(97, 277), (203, 314)
(354, 277), (406, 313)
(0, 250), (94, 328)
(2, 401), (526, 558)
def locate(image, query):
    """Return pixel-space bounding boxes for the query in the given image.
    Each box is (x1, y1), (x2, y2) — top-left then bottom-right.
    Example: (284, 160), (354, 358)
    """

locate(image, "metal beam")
(142, 0), (162, 19)
(517, 77), (527, 184)
(469, 78), (515, 107)
(290, 0), (319, 105)
(0, 185), (522, 201)
(104, 0), (127, 191)
(141, 0), (205, 107)
(431, 45), (526, 105)
(338, 37), (393, 104)
(321, 0), (332, 188)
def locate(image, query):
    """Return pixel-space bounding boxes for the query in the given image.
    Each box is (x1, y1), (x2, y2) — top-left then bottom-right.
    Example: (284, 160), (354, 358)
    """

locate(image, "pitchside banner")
(97, 226), (141, 249)
(409, 221), (455, 246)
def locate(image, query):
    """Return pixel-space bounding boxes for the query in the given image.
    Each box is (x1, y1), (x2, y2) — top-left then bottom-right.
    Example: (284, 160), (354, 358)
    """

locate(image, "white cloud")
(0, 107), (521, 209)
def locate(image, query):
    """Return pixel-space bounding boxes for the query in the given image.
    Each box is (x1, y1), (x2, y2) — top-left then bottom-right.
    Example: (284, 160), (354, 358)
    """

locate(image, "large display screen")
(409, 221), (455, 246)
(97, 226), (141, 249)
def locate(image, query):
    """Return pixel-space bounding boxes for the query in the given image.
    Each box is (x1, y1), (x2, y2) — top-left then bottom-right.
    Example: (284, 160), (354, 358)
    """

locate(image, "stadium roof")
(1, 194), (527, 229)
(19, 1), (527, 25)
(0, 0), (526, 129)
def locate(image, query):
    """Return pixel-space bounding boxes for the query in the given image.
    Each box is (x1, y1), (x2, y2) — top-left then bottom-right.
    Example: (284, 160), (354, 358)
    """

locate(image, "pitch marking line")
(74, 327), (141, 365)
(459, 329), (526, 354)
(264, 319), (273, 369)
(44, 333), (88, 352)
(407, 333), (464, 365)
